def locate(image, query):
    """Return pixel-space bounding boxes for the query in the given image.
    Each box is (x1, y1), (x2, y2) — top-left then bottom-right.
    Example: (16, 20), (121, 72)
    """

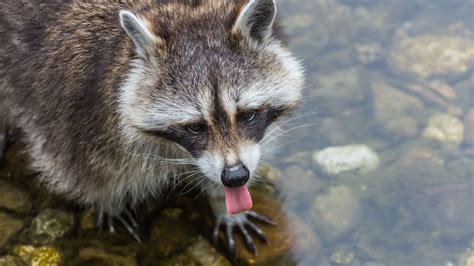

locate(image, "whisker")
(261, 136), (305, 156)
(180, 175), (207, 195)
(262, 122), (319, 145)
(261, 108), (320, 143)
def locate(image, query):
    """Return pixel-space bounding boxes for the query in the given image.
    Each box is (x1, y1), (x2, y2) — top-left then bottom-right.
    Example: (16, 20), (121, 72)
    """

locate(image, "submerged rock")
(234, 188), (321, 264)
(0, 180), (32, 213)
(463, 110), (474, 146)
(316, 68), (366, 104)
(313, 144), (380, 176)
(410, 184), (473, 241)
(141, 207), (199, 262)
(353, 42), (385, 66)
(279, 165), (321, 207)
(29, 209), (74, 244)
(0, 255), (25, 266)
(78, 246), (137, 266)
(311, 185), (361, 242)
(459, 250), (474, 266)
(383, 116), (419, 141)
(185, 238), (231, 266)
(330, 246), (356, 265)
(388, 34), (474, 81)
(422, 113), (464, 146)
(0, 213), (24, 248)
(13, 245), (61, 266)
(371, 81), (424, 126)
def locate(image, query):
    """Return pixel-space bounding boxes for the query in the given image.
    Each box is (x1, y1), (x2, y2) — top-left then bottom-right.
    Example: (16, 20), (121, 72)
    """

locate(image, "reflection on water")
(0, 0), (473, 265)
(273, 0), (474, 265)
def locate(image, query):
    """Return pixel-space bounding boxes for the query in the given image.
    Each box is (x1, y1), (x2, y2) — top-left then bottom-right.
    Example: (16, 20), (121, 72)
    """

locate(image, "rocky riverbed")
(1, 0), (473, 265)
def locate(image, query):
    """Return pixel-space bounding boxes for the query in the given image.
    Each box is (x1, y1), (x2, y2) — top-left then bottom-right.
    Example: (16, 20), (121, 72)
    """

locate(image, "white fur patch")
(237, 43), (304, 110)
(239, 142), (261, 175)
(196, 151), (225, 183)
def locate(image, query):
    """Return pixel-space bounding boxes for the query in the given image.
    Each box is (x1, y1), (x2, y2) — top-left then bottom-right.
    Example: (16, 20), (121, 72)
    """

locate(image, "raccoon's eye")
(185, 123), (208, 134)
(239, 110), (257, 122)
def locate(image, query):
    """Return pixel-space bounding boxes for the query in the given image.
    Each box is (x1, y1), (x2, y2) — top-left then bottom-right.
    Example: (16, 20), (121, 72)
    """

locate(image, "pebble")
(29, 209), (74, 244)
(0, 213), (24, 248)
(0, 180), (32, 213)
(13, 245), (61, 266)
(313, 144), (380, 176)
(311, 185), (361, 241)
(388, 34), (474, 80)
(0, 255), (25, 266)
(422, 113), (464, 146)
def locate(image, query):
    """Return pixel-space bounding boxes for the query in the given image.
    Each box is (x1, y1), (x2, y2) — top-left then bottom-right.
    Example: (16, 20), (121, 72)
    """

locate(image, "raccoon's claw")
(212, 210), (276, 257)
(96, 209), (142, 242)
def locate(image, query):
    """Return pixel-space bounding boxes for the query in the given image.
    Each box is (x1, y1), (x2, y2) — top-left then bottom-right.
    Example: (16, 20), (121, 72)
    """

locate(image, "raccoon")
(0, 0), (303, 254)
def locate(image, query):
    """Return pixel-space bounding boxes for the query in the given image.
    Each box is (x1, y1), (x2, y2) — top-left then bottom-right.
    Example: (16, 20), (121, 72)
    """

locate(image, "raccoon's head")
(118, 0), (303, 213)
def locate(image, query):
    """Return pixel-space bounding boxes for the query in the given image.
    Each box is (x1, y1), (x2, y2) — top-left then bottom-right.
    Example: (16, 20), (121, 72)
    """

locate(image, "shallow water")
(0, 1), (473, 265)
(271, 0), (474, 265)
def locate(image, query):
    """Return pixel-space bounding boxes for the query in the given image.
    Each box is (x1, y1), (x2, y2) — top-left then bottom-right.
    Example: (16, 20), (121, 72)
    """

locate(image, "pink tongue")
(224, 185), (253, 214)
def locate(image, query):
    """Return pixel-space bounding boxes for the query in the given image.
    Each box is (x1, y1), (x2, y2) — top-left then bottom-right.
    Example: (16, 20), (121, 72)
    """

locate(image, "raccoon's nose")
(221, 164), (250, 188)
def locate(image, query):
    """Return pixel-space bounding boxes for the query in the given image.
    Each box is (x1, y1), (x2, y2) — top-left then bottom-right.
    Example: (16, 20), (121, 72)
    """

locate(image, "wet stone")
(330, 246), (356, 265)
(311, 185), (361, 242)
(234, 188), (321, 264)
(313, 144), (380, 176)
(463, 109), (474, 146)
(410, 184), (474, 241)
(29, 209), (74, 245)
(383, 116), (418, 141)
(185, 238), (231, 266)
(459, 250), (474, 266)
(371, 81), (424, 125)
(0, 180), (32, 213)
(78, 246), (137, 266)
(13, 245), (61, 266)
(388, 34), (474, 81)
(422, 113), (464, 146)
(316, 68), (366, 105)
(353, 42), (385, 66)
(0, 212), (24, 248)
(0, 255), (26, 266)
(142, 208), (198, 260)
(159, 254), (198, 266)
(279, 165), (321, 207)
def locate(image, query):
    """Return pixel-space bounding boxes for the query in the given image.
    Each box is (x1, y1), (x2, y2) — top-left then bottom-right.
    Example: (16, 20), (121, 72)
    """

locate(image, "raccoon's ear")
(119, 10), (163, 58)
(232, 0), (277, 43)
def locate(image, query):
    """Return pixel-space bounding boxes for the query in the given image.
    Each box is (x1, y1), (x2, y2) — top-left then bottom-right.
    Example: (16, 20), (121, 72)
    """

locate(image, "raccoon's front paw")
(212, 210), (277, 257)
(96, 208), (142, 242)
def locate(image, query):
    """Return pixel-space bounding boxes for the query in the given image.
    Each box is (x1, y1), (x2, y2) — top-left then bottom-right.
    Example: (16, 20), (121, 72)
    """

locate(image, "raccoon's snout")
(221, 164), (250, 188)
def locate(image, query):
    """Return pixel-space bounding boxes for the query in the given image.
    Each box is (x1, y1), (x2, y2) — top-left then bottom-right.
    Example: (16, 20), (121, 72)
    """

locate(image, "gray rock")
(311, 185), (361, 241)
(411, 184), (473, 241)
(316, 68), (366, 105)
(78, 246), (137, 266)
(330, 246), (356, 265)
(383, 116), (419, 140)
(459, 250), (474, 266)
(29, 209), (74, 244)
(12, 245), (62, 266)
(0, 213), (24, 248)
(0, 256), (25, 266)
(422, 113), (464, 146)
(353, 43), (385, 65)
(388, 34), (474, 81)
(313, 144), (380, 176)
(372, 81), (424, 124)
(463, 109), (474, 146)
(185, 238), (231, 266)
(0, 180), (32, 213)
